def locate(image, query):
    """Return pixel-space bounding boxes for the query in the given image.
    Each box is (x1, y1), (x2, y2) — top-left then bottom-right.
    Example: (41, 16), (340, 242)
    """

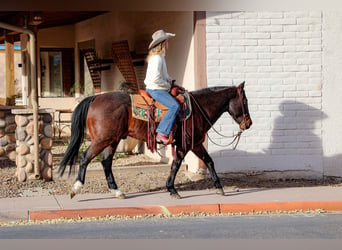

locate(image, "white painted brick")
(218, 40), (233, 46)
(271, 18), (296, 25)
(283, 25), (309, 32)
(269, 72), (296, 79)
(283, 103), (310, 111)
(271, 149), (298, 155)
(246, 59), (270, 66)
(220, 32), (245, 39)
(296, 31), (321, 39)
(231, 39), (258, 46)
(206, 11), (324, 169)
(309, 24), (322, 32)
(232, 66), (257, 73)
(245, 19), (271, 25)
(271, 32), (296, 39)
(284, 39), (309, 45)
(271, 59), (296, 65)
(206, 40), (221, 47)
(284, 91), (309, 98)
(220, 59), (245, 66)
(258, 12), (283, 19)
(284, 11), (308, 18)
(283, 65), (309, 72)
(310, 38), (322, 45)
(298, 149), (322, 155)
(297, 17), (321, 25)
(206, 26), (222, 33)
(297, 58), (321, 65)
(296, 45), (322, 52)
(246, 46), (270, 53)
(258, 39), (283, 46)
(245, 32), (271, 39)
(219, 72), (245, 79)
(309, 91), (322, 97)
(271, 46), (296, 53)
(271, 85), (296, 91)
(207, 59), (219, 66)
(308, 52), (322, 58)
(309, 65), (321, 72)
(257, 25), (283, 32)
(261, 78), (283, 85)
(258, 53), (283, 59)
(220, 19), (245, 26)
(258, 104), (279, 110)
(207, 51), (219, 59)
(242, 12), (259, 19)
(258, 66), (282, 72)
(232, 26), (257, 33)
(207, 32), (219, 40)
(235, 53), (258, 59)
(296, 72), (321, 78)
(284, 52), (311, 59)
(220, 46), (244, 53)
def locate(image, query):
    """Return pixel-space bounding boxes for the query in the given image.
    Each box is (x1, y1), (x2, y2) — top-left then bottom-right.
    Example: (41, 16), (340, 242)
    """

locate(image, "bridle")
(237, 86), (251, 131)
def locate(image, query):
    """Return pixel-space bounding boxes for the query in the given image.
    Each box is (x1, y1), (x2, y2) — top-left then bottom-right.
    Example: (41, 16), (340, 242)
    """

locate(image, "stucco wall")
(74, 11), (194, 93)
(206, 11), (342, 178)
(322, 12), (342, 177)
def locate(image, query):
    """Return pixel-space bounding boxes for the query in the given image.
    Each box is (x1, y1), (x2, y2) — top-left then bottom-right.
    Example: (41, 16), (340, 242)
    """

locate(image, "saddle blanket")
(130, 92), (192, 122)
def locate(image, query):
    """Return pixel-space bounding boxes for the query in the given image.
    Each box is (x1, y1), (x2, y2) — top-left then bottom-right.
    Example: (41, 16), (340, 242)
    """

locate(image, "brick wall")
(206, 11), (324, 178)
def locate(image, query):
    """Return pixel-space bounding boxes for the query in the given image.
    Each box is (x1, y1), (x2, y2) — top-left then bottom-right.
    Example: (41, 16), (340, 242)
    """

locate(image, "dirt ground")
(1, 139), (342, 198)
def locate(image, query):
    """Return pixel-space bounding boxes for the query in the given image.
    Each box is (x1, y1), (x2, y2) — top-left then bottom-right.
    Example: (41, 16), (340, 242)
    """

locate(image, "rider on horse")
(144, 29), (185, 145)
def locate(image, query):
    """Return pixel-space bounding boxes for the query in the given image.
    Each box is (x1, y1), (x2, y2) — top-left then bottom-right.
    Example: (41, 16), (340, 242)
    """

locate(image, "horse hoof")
(216, 188), (225, 196)
(170, 193), (181, 199)
(70, 190), (76, 199)
(117, 193), (126, 199)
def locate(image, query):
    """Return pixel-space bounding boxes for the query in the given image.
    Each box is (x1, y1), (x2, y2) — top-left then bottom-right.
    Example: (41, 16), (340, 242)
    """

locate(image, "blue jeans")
(146, 88), (180, 137)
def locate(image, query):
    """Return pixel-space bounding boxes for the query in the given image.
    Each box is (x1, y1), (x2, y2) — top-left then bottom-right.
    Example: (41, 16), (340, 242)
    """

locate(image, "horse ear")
(238, 81), (245, 89)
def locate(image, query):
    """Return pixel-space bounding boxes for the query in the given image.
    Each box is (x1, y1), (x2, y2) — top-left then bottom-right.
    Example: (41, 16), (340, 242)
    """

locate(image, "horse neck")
(192, 86), (237, 127)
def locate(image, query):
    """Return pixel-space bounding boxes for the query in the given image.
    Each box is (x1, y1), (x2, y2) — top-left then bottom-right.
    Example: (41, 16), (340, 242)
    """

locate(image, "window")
(40, 48), (74, 97)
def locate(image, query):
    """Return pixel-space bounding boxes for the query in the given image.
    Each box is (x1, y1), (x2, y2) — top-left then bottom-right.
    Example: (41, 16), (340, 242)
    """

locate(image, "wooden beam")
(5, 35), (15, 106)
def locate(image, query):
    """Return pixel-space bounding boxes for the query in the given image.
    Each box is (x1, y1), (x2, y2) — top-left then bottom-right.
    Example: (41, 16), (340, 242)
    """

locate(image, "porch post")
(5, 34), (15, 106)
(194, 11), (208, 173)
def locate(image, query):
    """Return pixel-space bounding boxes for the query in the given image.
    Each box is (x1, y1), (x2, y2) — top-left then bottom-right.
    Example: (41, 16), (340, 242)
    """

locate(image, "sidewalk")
(1, 185), (342, 223)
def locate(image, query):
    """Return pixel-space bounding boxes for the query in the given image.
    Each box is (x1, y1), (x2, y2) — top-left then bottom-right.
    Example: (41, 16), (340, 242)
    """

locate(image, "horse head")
(228, 81), (252, 131)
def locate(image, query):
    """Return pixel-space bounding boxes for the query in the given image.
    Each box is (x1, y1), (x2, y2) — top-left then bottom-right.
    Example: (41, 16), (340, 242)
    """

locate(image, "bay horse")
(58, 81), (252, 199)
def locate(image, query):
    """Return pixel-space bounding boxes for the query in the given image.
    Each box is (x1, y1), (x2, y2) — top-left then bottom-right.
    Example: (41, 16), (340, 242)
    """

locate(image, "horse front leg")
(101, 145), (125, 199)
(192, 144), (224, 195)
(166, 148), (186, 199)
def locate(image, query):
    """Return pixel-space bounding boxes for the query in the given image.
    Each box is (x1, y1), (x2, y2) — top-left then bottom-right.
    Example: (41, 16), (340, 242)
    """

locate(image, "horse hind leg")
(70, 142), (105, 199)
(166, 148), (186, 199)
(101, 145), (125, 199)
(70, 149), (90, 199)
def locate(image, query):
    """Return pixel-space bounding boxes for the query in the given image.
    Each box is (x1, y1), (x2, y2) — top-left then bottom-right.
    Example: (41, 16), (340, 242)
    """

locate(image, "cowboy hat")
(148, 29), (175, 49)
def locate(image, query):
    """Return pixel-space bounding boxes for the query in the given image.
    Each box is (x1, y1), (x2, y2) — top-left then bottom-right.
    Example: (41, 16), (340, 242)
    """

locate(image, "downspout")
(0, 22), (40, 179)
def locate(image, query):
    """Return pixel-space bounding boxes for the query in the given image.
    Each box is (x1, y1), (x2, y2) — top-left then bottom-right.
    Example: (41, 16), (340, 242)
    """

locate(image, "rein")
(189, 92), (243, 150)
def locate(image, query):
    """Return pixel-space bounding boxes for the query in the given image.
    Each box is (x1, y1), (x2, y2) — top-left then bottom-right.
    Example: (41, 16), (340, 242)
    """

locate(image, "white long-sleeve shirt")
(144, 54), (173, 90)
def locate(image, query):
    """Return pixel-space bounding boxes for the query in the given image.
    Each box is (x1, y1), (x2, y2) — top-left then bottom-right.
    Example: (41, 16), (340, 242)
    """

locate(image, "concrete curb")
(28, 200), (342, 221)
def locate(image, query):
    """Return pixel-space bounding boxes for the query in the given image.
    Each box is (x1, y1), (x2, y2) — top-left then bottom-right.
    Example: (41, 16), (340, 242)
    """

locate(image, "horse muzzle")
(239, 115), (252, 130)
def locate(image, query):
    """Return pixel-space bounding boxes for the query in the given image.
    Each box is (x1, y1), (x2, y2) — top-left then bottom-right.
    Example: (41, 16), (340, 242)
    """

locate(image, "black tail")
(58, 95), (96, 176)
